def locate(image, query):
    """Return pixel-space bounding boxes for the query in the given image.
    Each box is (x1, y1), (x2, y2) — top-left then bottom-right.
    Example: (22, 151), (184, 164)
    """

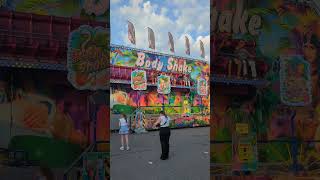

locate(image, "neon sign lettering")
(212, 0), (262, 35)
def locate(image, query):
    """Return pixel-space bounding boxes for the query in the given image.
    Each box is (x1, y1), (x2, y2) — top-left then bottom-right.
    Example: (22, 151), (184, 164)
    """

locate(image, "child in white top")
(119, 114), (130, 150)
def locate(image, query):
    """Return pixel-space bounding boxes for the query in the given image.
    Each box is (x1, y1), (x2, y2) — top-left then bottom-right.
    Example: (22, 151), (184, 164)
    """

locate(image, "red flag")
(148, 27), (155, 49)
(200, 40), (205, 58)
(168, 32), (174, 53)
(127, 21), (136, 44)
(185, 36), (190, 55)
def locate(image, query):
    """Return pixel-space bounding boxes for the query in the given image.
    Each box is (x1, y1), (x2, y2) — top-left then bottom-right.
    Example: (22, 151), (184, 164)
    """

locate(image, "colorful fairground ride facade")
(211, 0), (320, 179)
(0, 1), (109, 179)
(110, 44), (210, 132)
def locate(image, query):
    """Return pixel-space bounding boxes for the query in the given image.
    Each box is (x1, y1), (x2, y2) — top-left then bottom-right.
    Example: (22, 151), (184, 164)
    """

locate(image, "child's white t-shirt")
(119, 118), (128, 126)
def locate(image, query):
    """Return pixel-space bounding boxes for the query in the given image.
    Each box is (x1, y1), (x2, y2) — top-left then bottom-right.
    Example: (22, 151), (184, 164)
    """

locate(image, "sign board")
(280, 55), (311, 106)
(238, 143), (253, 162)
(197, 78), (208, 96)
(131, 70), (147, 90)
(111, 46), (209, 82)
(236, 123), (249, 135)
(232, 133), (257, 172)
(157, 75), (171, 94)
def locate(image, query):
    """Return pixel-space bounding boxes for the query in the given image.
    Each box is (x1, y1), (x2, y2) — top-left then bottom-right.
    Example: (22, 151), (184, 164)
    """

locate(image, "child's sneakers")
(126, 146), (130, 150)
(120, 146), (124, 151)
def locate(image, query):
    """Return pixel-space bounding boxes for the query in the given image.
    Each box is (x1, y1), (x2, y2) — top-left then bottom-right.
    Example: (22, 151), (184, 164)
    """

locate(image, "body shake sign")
(135, 52), (192, 74)
(110, 46), (209, 81)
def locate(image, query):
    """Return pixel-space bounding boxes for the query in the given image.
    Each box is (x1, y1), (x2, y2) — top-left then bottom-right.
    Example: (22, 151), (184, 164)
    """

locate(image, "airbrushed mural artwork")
(67, 25), (109, 90)
(110, 88), (210, 129)
(0, 69), (109, 179)
(0, 0), (110, 179)
(110, 45), (210, 131)
(211, 0), (320, 179)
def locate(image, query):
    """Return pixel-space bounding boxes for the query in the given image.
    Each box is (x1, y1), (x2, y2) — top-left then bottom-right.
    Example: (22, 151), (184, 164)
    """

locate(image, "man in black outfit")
(153, 111), (171, 160)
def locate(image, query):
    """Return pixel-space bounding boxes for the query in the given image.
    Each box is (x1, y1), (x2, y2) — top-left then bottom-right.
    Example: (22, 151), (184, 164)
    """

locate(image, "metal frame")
(0, 57), (67, 71)
(111, 44), (208, 63)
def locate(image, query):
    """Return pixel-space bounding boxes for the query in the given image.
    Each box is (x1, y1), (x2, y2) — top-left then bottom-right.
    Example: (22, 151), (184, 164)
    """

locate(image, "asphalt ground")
(110, 127), (210, 180)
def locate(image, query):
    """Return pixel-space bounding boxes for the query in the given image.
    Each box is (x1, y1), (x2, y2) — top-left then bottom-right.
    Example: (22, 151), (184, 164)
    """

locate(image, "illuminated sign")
(212, 0), (262, 35)
(236, 123), (249, 135)
(131, 70), (147, 90)
(157, 75), (171, 94)
(67, 25), (109, 90)
(135, 53), (192, 74)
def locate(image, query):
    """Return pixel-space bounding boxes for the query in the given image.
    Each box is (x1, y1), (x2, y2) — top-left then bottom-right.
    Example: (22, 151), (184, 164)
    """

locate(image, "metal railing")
(0, 28), (69, 43)
(63, 141), (110, 180)
(63, 143), (95, 180)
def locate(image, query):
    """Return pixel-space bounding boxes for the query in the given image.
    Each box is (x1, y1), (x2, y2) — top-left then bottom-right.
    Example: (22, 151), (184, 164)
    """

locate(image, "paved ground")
(110, 127), (210, 180)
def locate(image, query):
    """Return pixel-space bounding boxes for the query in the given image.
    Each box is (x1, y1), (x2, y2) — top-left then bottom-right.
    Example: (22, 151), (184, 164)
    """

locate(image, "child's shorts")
(119, 125), (129, 135)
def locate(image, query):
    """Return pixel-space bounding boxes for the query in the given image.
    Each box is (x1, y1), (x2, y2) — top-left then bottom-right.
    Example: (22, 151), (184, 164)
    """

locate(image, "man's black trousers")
(159, 127), (171, 158)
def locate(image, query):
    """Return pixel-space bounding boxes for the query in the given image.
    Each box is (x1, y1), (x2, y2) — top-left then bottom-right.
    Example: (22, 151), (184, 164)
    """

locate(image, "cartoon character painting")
(131, 70), (147, 90)
(197, 78), (208, 96)
(157, 75), (171, 94)
(281, 56), (311, 106)
(183, 98), (191, 116)
(210, 0), (320, 177)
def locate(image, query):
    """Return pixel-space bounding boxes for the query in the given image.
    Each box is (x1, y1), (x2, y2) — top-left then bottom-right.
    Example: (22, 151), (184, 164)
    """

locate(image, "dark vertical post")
(92, 93), (97, 151)
(162, 94), (164, 111)
(200, 95), (203, 125)
(9, 72), (13, 137)
(291, 111), (298, 174)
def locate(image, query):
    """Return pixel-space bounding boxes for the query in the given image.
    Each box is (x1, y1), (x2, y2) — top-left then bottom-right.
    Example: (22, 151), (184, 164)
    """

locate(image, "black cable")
(9, 71), (13, 137)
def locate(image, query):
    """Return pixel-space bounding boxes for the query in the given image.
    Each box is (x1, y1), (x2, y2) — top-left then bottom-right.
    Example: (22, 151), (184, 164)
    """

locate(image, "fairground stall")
(211, 0), (320, 179)
(0, 1), (109, 179)
(110, 44), (210, 132)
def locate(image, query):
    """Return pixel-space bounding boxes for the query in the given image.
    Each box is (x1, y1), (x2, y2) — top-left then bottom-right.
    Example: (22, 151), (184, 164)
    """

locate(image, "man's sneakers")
(160, 155), (168, 160)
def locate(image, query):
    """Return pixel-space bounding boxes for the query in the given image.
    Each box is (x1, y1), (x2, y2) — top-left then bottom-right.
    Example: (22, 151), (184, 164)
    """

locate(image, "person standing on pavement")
(153, 111), (171, 160)
(119, 114), (130, 150)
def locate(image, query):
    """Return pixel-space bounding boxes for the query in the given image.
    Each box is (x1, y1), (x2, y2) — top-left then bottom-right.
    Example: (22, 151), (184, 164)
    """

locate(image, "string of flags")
(127, 20), (206, 59)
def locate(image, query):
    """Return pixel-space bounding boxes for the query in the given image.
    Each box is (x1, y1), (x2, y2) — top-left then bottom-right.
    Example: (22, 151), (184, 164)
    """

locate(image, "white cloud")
(112, 0), (210, 61)
(129, 0), (143, 7)
(160, 7), (168, 16)
(170, 0), (198, 7)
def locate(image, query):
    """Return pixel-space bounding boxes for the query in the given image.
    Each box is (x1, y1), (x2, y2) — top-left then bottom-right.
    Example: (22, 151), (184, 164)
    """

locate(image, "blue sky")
(110, 0), (210, 61)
